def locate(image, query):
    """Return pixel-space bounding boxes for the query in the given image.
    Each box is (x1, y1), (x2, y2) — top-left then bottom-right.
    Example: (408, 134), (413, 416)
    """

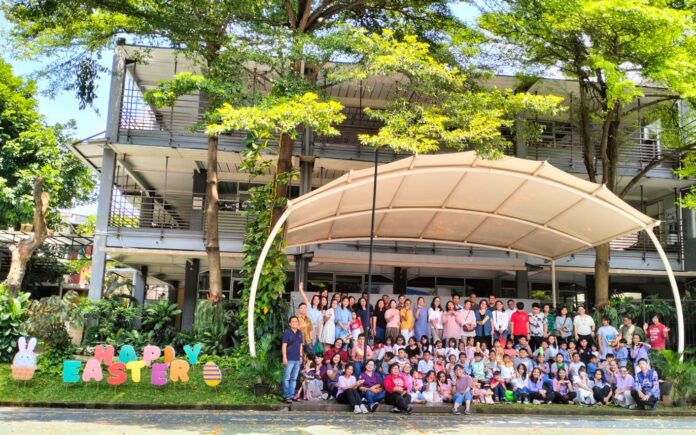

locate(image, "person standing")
(619, 315), (644, 342)
(429, 297), (444, 341)
(385, 299), (401, 342)
(296, 303), (314, 355)
(474, 300), (492, 346)
(491, 300), (509, 343)
(573, 305), (595, 345)
(372, 299), (387, 342)
(528, 303), (547, 352)
(335, 297), (352, 346)
(414, 297), (429, 342)
(460, 300), (477, 341)
(644, 315), (670, 351)
(298, 282), (322, 351)
(597, 316), (619, 360)
(442, 301), (463, 342)
(509, 302), (530, 344)
(281, 316), (304, 403)
(554, 306), (573, 344)
(400, 299), (415, 342)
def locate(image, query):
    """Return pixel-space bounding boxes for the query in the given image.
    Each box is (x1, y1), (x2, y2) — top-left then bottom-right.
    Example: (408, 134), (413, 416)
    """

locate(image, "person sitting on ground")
(499, 354), (515, 386)
(410, 369), (426, 404)
(470, 352), (486, 380)
(421, 370), (442, 403)
(552, 368), (576, 404)
(451, 365), (474, 415)
(393, 335), (407, 353)
(437, 370), (454, 402)
(504, 339), (518, 358)
(534, 353), (551, 385)
(484, 352), (499, 380)
(590, 368), (613, 405)
(573, 366), (595, 406)
(515, 336), (533, 356)
(527, 367), (553, 404)
(514, 348), (534, 373)
(300, 354), (326, 401)
(614, 365), (636, 409)
(551, 353), (566, 378)
(576, 337), (593, 366)
(322, 353), (344, 399)
(631, 358), (660, 411)
(434, 354), (446, 373)
(558, 340), (570, 364)
(351, 333), (373, 376)
(511, 363), (530, 403)
(490, 370), (507, 402)
(405, 336), (422, 359)
(337, 363), (368, 413)
(325, 339), (349, 364)
(418, 350), (434, 374)
(383, 363), (413, 414)
(359, 359), (385, 412)
(568, 352), (585, 380)
(587, 354), (600, 378)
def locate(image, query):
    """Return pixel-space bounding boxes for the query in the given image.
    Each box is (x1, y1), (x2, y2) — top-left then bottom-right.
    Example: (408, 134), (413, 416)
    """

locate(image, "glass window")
(336, 275), (363, 293)
(465, 279), (493, 296)
(308, 273), (333, 293)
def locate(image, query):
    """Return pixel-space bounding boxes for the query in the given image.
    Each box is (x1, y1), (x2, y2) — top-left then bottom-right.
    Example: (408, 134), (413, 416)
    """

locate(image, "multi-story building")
(70, 42), (696, 331)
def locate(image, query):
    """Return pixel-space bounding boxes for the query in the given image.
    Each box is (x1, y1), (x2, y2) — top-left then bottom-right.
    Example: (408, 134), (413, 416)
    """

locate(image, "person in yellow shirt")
(400, 299), (415, 342)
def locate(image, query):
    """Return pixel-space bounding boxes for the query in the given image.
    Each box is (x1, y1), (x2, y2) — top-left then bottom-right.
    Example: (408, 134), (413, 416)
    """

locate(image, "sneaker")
(391, 407), (401, 414)
(370, 403), (379, 413)
(464, 408), (472, 415)
(452, 408), (461, 415)
(628, 404), (637, 410)
(523, 399), (529, 404)
(532, 399), (541, 405)
(284, 398), (293, 404)
(354, 405), (362, 414)
(321, 393), (328, 400)
(406, 406), (413, 415)
(360, 404), (369, 414)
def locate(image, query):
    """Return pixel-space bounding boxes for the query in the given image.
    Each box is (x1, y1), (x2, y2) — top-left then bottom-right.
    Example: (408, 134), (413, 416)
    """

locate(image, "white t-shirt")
(574, 314), (595, 336)
(491, 310), (509, 332)
(429, 308), (443, 329)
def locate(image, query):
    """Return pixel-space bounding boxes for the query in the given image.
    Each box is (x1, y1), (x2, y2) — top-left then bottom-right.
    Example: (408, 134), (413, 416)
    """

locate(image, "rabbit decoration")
(11, 337), (37, 381)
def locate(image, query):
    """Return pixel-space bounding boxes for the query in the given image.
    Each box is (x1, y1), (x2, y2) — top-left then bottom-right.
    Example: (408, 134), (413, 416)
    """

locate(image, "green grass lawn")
(0, 364), (276, 406)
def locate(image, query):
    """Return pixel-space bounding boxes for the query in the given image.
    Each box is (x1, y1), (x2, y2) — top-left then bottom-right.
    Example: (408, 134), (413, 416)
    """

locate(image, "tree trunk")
(206, 135), (223, 303)
(4, 177), (50, 296)
(594, 242), (610, 306)
(270, 132), (295, 229)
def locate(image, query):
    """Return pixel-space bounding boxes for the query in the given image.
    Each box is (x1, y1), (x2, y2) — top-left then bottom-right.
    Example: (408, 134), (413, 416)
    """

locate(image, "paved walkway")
(1, 407), (695, 434)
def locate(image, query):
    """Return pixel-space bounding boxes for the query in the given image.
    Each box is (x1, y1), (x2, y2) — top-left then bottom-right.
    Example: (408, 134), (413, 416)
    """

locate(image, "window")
(198, 269), (244, 300)
(336, 275), (363, 293)
(308, 273), (333, 293)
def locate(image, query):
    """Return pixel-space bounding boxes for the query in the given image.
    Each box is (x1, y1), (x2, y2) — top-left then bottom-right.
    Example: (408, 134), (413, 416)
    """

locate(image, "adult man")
(509, 302), (530, 343)
(488, 294), (497, 309)
(452, 294), (463, 311)
(505, 299), (516, 333)
(397, 294), (406, 309)
(620, 316), (645, 342)
(296, 302), (314, 355)
(597, 316), (619, 360)
(573, 305), (595, 344)
(631, 358), (660, 410)
(451, 365), (474, 415)
(468, 292), (478, 306)
(281, 316), (303, 403)
(528, 303), (547, 352)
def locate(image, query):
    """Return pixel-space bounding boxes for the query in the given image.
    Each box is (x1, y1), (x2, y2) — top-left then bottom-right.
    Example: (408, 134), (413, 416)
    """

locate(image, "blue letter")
(183, 343), (202, 365)
(118, 345), (137, 363)
(63, 360), (82, 383)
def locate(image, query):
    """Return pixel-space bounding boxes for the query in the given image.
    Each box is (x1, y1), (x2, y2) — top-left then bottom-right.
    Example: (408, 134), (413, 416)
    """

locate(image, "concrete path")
(1, 407), (695, 434)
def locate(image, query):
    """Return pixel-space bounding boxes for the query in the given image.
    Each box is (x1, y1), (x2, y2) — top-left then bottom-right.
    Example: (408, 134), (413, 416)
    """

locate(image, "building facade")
(69, 43), (696, 330)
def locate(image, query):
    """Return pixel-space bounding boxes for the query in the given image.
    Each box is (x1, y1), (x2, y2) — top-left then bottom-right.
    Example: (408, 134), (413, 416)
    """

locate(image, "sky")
(0, 3), (479, 217)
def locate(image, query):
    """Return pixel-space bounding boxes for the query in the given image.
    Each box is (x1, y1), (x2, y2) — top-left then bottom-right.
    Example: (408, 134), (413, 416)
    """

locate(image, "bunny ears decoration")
(12, 336), (38, 381)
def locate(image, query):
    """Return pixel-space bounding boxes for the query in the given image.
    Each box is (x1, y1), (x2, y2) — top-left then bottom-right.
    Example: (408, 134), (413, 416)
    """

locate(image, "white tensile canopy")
(248, 151), (684, 356)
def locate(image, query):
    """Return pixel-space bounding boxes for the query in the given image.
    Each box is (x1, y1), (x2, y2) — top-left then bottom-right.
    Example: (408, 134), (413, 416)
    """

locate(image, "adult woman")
(372, 299), (387, 341)
(322, 353), (343, 399)
(359, 359), (385, 412)
(400, 299), (415, 341)
(325, 338), (349, 364)
(460, 300), (477, 341)
(491, 300), (509, 343)
(320, 299), (337, 351)
(355, 297), (371, 335)
(613, 366), (636, 408)
(383, 363), (413, 414)
(543, 303), (555, 339)
(474, 300), (492, 346)
(554, 306), (573, 344)
(334, 297), (352, 345)
(630, 333), (652, 368)
(337, 364), (368, 413)
(573, 366), (595, 405)
(590, 369), (612, 405)
(573, 305), (595, 345)
(299, 283), (323, 346)
(442, 301), (462, 342)
(385, 300), (401, 342)
(429, 297), (444, 341)
(644, 315), (670, 351)
(413, 297), (429, 342)
(527, 367), (552, 404)
(551, 368), (576, 404)
(405, 336), (421, 359)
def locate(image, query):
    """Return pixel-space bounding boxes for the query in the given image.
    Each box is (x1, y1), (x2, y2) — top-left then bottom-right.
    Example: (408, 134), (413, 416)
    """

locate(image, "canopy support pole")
(551, 260), (557, 310)
(645, 227), (684, 358)
(248, 206), (293, 357)
(364, 147), (379, 365)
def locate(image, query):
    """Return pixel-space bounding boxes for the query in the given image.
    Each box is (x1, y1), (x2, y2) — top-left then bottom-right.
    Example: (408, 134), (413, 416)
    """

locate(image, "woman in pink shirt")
(336, 363), (368, 413)
(460, 300), (477, 340)
(442, 301), (463, 341)
(385, 299), (401, 343)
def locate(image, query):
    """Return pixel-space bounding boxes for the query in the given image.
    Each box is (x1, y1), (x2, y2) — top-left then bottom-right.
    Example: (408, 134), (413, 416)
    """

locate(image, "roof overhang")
(283, 151), (657, 261)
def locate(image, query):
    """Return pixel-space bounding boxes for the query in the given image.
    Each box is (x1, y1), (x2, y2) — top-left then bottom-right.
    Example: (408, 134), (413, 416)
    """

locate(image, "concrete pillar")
(190, 170), (206, 231)
(89, 147), (117, 300)
(394, 267), (408, 294)
(515, 270), (529, 299)
(133, 265), (148, 305)
(181, 259), (200, 331)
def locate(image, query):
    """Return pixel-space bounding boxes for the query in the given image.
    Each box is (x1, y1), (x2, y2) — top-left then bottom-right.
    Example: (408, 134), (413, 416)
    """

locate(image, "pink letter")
(151, 363), (168, 386)
(143, 345), (161, 367)
(81, 358), (103, 382)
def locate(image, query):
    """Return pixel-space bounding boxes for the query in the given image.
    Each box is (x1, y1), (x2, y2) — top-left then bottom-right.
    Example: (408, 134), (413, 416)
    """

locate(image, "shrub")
(22, 290), (84, 353)
(141, 301), (181, 345)
(0, 286), (30, 363)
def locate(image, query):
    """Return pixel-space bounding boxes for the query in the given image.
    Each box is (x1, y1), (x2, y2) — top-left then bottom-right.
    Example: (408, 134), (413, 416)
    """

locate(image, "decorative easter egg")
(12, 337), (37, 381)
(202, 361), (222, 387)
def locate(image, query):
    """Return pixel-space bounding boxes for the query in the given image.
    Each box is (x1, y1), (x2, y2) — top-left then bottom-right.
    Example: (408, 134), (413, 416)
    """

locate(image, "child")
(492, 339), (505, 363)
(535, 353), (551, 384)
(458, 353), (471, 376)
(484, 352), (499, 379)
(437, 371), (453, 402)
(479, 342), (490, 359)
(383, 337), (394, 354)
(470, 352), (486, 380)
(465, 337), (476, 362)
(349, 311), (363, 345)
(545, 336), (559, 363)
(615, 339), (629, 368)
(393, 335), (406, 353)
(490, 371), (508, 402)
(504, 339), (518, 358)
(535, 340), (549, 359)
(500, 354), (515, 385)
(381, 351), (394, 374)
(420, 336), (432, 354)
(434, 355), (446, 373)
(568, 352), (586, 381)
(421, 370), (442, 403)
(587, 354), (600, 378)
(551, 353), (566, 378)
(434, 340), (446, 358)
(514, 348), (534, 373)
(418, 350), (434, 374)
(410, 369), (426, 404)
(446, 354), (458, 379)
(445, 338), (459, 360)
(558, 341), (570, 365)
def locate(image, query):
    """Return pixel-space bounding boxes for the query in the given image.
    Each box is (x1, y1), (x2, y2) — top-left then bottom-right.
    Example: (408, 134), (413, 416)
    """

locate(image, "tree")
(0, 57), (94, 295)
(3, 0), (471, 303)
(473, 0), (696, 305)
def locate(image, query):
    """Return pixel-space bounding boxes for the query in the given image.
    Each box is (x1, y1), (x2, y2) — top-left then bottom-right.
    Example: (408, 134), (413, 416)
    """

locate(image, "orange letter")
(169, 359), (190, 383)
(163, 346), (176, 363)
(107, 362), (127, 386)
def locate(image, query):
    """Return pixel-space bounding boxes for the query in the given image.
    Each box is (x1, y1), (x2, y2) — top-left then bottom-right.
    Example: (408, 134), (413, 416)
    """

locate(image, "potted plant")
(239, 335), (282, 397)
(652, 350), (696, 407)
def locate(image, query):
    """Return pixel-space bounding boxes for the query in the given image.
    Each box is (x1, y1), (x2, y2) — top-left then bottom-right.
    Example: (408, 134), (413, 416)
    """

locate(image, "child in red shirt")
(510, 302), (530, 342)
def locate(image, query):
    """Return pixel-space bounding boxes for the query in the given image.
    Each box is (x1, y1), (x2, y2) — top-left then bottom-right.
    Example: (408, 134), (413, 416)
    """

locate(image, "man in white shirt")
(505, 299), (516, 334)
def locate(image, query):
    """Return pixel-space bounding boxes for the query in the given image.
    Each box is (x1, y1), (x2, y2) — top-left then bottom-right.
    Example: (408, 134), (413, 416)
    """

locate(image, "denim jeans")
(453, 391), (473, 406)
(363, 389), (386, 406)
(353, 361), (363, 378)
(283, 360), (301, 399)
(375, 327), (386, 342)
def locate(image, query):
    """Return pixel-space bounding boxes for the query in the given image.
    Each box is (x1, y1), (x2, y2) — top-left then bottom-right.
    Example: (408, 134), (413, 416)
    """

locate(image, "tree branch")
(284, 0), (298, 29)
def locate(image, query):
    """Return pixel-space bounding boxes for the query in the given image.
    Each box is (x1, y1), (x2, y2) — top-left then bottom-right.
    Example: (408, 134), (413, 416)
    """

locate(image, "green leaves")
(0, 286), (30, 363)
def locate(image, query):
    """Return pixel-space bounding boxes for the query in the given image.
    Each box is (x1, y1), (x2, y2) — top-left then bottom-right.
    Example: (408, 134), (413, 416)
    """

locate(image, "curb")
(0, 401), (286, 411)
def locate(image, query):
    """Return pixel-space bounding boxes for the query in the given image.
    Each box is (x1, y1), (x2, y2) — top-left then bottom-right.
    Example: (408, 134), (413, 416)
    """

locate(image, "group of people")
(281, 286), (670, 414)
